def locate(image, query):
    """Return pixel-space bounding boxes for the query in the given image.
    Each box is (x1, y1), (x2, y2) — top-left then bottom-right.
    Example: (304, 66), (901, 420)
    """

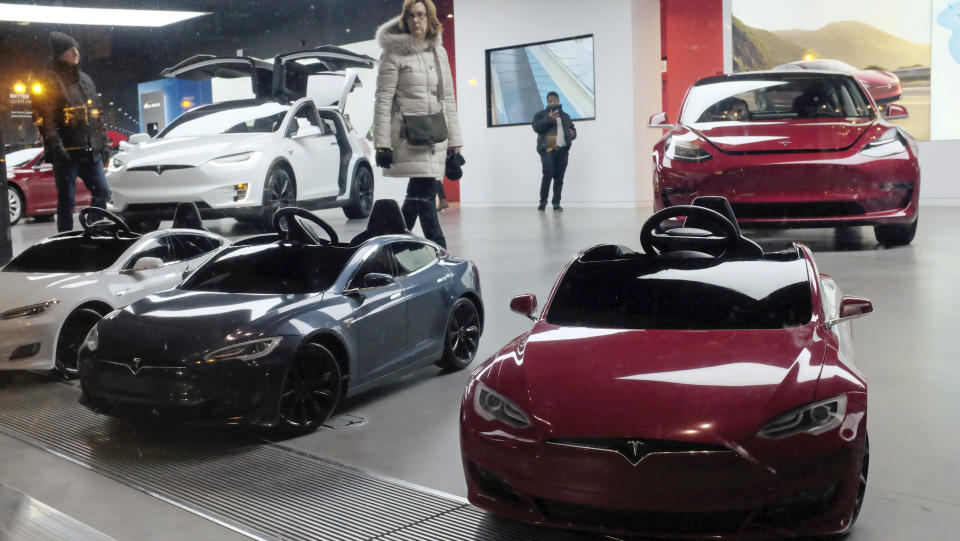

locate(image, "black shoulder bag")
(397, 48), (448, 147)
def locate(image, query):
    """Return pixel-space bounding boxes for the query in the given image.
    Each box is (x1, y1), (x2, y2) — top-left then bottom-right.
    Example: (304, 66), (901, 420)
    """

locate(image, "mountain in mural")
(732, 16), (809, 72)
(775, 21), (930, 70)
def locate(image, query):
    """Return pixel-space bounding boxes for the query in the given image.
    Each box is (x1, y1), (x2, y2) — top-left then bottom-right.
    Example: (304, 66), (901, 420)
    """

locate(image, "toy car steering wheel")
(272, 207), (339, 245)
(640, 205), (740, 257)
(78, 207), (133, 236)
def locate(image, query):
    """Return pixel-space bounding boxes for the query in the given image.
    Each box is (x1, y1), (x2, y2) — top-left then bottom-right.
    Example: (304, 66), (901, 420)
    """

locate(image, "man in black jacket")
(37, 31), (110, 232)
(531, 91), (576, 211)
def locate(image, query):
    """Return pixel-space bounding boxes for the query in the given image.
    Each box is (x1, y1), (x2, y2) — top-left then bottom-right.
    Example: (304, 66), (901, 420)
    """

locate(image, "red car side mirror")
(885, 103), (908, 120)
(829, 296), (873, 326)
(509, 294), (538, 320)
(648, 112), (674, 129)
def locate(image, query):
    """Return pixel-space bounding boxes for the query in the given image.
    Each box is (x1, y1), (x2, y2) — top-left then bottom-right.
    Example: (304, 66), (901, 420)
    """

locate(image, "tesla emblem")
(130, 357), (143, 374)
(627, 440), (644, 455)
(779, 141), (792, 146)
(622, 440), (646, 465)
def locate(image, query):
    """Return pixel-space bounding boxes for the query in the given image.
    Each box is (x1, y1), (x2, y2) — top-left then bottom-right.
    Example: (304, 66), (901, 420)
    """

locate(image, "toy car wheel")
(342, 165), (374, 220)
(8, 186), (24, 226)
(851, 434), (869, 525)
(276, 342), (342, 436)
(438, 298), (481, 371)
(256, 166), (296, 232)
(874, 217), (917, 247)
(55, 307), (104, 379)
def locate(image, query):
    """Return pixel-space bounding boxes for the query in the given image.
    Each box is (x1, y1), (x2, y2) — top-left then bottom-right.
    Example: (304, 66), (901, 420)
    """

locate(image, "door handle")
(389, 292), (402, 300)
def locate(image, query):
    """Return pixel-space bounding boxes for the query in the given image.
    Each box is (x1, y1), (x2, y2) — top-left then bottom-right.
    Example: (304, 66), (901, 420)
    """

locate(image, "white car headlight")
(2, 299), (60, 320)
(758, 395), (847, 439)
(860, 127), (906, 158)
(206, 337), (281, 362)
(82, 324), (99, 352)
(107, 157), (124, 172)
(208, 151), (261, 167)
(473, 382), (531, 428)
(665, 135), (714, 163)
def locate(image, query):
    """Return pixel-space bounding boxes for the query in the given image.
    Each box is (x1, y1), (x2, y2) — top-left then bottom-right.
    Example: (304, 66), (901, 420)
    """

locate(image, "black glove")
(47, 143), (71, 166)
(375, 147), (393, 168)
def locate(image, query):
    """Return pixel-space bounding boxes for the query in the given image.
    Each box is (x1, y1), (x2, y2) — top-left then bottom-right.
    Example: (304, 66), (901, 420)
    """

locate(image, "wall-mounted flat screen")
(486, 35), (595, 127)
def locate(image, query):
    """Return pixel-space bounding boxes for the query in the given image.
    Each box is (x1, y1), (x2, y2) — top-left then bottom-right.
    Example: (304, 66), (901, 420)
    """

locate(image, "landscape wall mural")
(732, 0), (933, 140)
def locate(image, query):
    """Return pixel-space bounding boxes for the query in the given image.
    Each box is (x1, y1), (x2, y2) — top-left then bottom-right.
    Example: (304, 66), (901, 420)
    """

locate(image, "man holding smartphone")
(531, 91), (576, 211)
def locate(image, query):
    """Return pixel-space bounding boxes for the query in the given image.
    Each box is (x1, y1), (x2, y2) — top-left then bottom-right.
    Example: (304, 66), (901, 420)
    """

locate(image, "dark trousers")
(54, 152), (110, 232)
(539, 147), (569, 206)
(402, 177), (446, 248)
(436, 179), (446, 200)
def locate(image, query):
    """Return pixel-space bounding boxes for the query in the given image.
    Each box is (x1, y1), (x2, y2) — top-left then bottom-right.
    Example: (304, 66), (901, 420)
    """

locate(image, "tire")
(437, 298), (481, 371)
(55, 307), (104, 379)
(8, 186), (24, 226)
(31, 215), (55, 223)
(342, 165), (374, 220)
(255, 165), (296, 232)
(874, 217), (917, 247)
(851, 434), (869, 526)
(275, 342), (342, 436)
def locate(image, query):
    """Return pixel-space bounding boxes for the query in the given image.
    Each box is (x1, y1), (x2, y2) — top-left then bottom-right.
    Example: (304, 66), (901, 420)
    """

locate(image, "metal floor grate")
(0, 375), (583, 541)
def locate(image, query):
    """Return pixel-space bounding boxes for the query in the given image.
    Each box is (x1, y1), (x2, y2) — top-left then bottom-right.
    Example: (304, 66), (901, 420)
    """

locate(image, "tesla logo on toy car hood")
(130, 357), (143, 374)
(778, 141), (792, 146)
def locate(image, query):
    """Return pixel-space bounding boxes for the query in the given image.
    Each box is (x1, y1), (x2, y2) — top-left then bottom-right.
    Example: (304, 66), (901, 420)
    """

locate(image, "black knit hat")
(49, 31), (79, 58)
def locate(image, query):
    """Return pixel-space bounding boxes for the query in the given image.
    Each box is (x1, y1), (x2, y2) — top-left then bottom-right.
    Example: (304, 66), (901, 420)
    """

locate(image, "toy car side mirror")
(360, 272), (396, 289)
(510, 293), (538, 321)
(648, 112), (674, 129)
(885, 104), (908, 119)
(131, 256), (163, 272)
(828, 296), (873, 326)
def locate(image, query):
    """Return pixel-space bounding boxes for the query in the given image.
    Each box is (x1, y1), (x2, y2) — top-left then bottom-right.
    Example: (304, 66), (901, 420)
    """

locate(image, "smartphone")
(547, 104), (562, 112)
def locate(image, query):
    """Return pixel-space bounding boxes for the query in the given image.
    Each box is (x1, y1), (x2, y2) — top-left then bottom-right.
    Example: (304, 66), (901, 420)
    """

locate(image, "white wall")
(456, 0), (661, 207)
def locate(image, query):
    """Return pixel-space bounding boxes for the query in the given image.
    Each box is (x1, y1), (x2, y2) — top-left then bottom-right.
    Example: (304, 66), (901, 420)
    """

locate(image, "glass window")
(173, 234), (222, 260)
(546, 258), (813, 330)
(682, 74), (873, 124)
(3, 234), (137, 273)
(126, 236), (178, 268)
(287, 104), (323, 137)
(183, 244), (356, 294)
(391, 242), (438, 276)
(160, 102), (289, 138)
(6, 148), (42, 168)
(350, 247), (395, 288)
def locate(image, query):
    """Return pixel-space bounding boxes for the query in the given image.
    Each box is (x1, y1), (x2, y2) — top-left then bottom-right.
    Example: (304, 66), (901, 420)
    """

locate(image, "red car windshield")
(682, 74), (874, 124)
(546, 257), (813, 330)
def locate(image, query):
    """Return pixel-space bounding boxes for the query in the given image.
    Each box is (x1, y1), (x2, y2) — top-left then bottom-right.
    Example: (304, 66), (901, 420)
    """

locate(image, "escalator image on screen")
(486, 35), (595, 127)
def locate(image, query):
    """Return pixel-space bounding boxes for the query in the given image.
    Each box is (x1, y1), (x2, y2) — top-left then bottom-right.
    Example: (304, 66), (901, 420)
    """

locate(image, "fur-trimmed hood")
(376, 15), (442, 55)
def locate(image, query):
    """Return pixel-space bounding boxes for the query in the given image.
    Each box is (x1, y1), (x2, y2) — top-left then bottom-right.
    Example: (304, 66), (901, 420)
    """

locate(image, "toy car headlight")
(860, 128), (905, 157)
(206, 337), (281, 362)
(473, 382), (531, 428)
(208, 151), (260, 166)
(665, 136), (713, 163)
(2, 299), (60, 320)
(82, 325), (99, 352)
(757, 395), (847, 439)
(107, 157), (124, 172)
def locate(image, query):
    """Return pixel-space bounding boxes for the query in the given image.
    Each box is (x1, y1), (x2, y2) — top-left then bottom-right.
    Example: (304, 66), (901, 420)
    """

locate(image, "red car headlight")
(860, 127), (906, 158)
(758, 395), (847, 439)
(473, 382), (531, 428)
(665, 135), (714, 163)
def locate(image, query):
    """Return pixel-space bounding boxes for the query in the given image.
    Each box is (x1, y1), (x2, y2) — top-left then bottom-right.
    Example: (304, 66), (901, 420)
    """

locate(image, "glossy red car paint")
(652, 72), (920, 236)
(460, 244), (869, 539)
(6, 149), (91, 224)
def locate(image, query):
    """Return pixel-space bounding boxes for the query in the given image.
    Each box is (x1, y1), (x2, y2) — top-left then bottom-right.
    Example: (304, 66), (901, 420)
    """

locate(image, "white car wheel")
(256, 166), (296, 232)
(8, 187), (24, 226)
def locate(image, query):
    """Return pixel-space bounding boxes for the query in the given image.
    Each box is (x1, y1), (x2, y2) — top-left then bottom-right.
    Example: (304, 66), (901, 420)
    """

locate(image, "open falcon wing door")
(272, 46), (376, 108)
(161, 55), (275, 100)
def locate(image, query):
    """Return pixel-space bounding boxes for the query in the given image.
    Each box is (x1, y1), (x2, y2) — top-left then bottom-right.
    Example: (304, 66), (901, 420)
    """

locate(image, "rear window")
(682, 74), (873, 124)
(3, 234), (137, 273)
(546, 258), (812, 330)
(182, 243), (356, 294)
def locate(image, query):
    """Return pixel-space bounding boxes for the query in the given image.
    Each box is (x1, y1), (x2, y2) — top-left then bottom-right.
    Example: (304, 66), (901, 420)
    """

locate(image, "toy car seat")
(350, 199), (409, 245)
(688, 196), (764, 258)
(172, 202), (205, 231)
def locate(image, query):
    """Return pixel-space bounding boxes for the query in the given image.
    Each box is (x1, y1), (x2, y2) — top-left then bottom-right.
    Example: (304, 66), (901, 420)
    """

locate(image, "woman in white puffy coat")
(373, 0), (462, 248)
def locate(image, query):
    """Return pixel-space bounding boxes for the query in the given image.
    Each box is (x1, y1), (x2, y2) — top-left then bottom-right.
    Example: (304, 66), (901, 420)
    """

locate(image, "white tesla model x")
(106, 47), (376, 231)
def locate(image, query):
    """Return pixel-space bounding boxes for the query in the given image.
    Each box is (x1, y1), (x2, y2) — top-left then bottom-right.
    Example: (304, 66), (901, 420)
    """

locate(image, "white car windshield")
(159, 102), (289, 138)
(6, 148), (42, 168)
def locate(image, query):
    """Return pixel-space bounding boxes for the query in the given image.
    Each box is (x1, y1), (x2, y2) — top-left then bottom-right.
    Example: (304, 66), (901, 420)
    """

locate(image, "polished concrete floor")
(1, 204), (958, 540)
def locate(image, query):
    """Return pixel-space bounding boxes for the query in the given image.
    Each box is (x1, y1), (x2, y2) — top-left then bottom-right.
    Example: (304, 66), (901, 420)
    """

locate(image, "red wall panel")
(660, 0), (724, 124)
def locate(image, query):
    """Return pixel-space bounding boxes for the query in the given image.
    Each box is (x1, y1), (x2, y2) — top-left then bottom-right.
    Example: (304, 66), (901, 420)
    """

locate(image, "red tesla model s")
(461, 201), (872, 539)
(649, 70), (919, 246)
(5, 147), (92, 225)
